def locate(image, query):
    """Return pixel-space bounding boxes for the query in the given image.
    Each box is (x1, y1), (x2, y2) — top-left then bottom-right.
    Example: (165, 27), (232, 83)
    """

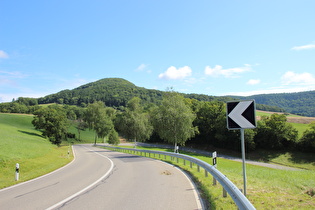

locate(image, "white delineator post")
(15, 163), (20, 181)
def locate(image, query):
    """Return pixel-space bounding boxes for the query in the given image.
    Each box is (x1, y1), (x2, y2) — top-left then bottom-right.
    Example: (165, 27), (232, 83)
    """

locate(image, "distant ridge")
(233, 90), (315, 117)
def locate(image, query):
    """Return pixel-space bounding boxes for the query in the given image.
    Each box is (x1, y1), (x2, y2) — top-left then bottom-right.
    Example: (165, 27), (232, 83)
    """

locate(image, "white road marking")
(46, 145), (114, 210)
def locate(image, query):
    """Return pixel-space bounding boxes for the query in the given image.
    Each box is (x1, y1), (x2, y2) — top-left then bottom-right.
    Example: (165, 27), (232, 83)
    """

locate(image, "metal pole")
(241, 129), (247, 196)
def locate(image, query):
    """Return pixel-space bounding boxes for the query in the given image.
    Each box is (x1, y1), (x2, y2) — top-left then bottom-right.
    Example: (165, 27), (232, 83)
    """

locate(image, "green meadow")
(0, 113), (73, 189)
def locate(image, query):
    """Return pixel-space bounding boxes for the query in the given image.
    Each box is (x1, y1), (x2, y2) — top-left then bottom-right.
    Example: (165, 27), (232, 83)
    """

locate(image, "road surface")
(0, 144), (203, 210)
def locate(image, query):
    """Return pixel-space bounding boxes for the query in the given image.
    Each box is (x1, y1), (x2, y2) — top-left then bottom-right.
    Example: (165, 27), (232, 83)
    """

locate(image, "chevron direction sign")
(227, 100), (256, 129)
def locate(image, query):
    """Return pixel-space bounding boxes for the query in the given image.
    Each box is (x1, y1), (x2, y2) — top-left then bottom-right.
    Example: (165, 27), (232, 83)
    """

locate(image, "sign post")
(227, 100), (256, 196)
(212, 151), (217, 185)
(212, 151), (217, 167)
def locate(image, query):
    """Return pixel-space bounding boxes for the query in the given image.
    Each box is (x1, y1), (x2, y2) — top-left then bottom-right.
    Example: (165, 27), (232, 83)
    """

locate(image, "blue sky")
(1, 0), (315, 102)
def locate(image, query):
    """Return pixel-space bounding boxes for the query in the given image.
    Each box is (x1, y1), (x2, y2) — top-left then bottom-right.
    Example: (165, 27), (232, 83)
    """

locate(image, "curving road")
(0, 144), (203, 210)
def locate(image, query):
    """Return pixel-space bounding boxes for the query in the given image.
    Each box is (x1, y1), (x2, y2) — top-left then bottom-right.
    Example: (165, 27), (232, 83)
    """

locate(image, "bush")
(108, 129), (120, 145)
(298, 122), (315, 152)
(254, 114), (298, 150)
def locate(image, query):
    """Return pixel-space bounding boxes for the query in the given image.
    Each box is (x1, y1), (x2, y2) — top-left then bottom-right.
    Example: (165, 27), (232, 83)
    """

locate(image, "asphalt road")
(0, 144), (203, 210)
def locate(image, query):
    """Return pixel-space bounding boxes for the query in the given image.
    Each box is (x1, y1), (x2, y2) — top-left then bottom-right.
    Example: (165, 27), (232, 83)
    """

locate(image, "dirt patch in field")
(119, 137), (128, 143)
(257, 110), (315, 124)
(287, 117), (315, 124)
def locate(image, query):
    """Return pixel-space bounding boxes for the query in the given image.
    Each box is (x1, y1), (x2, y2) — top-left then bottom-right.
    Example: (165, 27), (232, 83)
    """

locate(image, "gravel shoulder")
(114, 142), (301, 171)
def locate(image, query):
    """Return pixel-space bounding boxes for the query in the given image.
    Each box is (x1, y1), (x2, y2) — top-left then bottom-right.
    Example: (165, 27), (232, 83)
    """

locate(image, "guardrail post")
(205, 170), (208, 177)
(183, 159), (186, 165)
(190, 161), (192, 168)
(223, 188), (227, 197)
(197, 165), (200, 172)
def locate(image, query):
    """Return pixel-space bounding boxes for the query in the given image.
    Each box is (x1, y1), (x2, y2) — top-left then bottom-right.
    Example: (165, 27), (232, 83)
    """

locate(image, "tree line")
(30, 91), (314, 153)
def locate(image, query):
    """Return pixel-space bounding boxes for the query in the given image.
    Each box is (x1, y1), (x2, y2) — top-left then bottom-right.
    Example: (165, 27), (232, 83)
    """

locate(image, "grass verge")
(0, 113), (73, 189)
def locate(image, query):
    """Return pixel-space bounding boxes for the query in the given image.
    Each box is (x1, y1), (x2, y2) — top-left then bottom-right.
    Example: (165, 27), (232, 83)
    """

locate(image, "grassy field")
(109, 145), (315, 209)
(256, 110), (301, 117)
(0, 113), (73, 189)
(257, 110), (313, 138)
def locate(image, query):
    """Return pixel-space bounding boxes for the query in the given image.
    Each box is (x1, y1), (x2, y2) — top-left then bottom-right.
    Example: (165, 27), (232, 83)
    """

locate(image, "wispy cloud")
(135, 63), (151, 73)
(204, 64), (251, 78)
(159, 66), (192, 80)
(0, 70), (27, 79)
(135, 63), (146, 71)
(291, 44), (315, 51)
(0, 50), (9, 59)
(0, 71), (28, 87)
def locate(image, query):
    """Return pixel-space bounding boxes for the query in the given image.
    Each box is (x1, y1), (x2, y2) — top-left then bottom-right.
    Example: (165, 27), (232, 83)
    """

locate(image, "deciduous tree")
(84, 101), (115, 145)
(151, 91), (197, 152)
(32, 105), (69, 146)
(255, 114), (298, 149)
(115, 97), (153, 147)
(299, 122), (315, 152)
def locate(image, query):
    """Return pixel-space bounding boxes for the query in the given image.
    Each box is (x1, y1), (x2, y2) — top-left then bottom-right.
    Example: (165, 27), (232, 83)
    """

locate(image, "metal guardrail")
(100, 145), (256, 210)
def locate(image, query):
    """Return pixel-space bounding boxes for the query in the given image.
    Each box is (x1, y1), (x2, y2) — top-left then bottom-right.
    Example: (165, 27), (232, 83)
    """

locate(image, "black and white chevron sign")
(227, 100), (256, 129)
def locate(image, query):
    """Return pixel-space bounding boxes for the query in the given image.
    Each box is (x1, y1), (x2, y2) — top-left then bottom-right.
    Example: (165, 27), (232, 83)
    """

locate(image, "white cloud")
(0, 50), (9, 59)
(159, 66), (192, 80)
(291, 44), (315, 51)
(281, 71), (315, 85)
(225, 71), (315, 96)
(204, 64), (251, 78)
(247, 79), (260, 85)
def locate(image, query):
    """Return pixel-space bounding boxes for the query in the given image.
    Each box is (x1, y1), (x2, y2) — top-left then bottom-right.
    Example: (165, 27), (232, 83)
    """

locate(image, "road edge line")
(46, 145), (114, 210)
(0, 145), (77, 193)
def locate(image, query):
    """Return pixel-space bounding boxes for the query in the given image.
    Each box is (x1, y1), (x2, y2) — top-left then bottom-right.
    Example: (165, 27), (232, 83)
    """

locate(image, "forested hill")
(236, 91), (315, 117)
(37, 78), (235, 107)
(38, 78), (163, 107)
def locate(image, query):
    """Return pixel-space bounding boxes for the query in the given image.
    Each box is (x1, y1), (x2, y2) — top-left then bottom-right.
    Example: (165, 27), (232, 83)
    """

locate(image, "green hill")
(38, 78), (164, 107)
